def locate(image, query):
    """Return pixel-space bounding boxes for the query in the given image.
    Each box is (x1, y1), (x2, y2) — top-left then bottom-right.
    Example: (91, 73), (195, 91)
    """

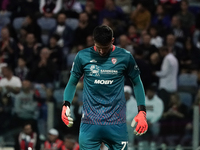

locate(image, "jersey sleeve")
(126, 53), (140, 80)
(70, 52), (84, 79)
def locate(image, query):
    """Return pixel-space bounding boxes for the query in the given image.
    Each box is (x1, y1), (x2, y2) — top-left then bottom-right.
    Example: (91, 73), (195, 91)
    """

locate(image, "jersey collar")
(93, 45), (116, 52)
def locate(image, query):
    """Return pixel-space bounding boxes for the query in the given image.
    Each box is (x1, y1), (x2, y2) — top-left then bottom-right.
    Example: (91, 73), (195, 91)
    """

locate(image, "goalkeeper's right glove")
(61, 101), (73, 127)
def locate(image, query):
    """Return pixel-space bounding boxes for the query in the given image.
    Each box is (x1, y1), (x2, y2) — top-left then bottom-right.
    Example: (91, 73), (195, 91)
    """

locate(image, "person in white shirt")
(154, 46), (178, 111)
(124, 85), (138, 149)
(0, 66), (22, 95)
(145, 85), (164, 142)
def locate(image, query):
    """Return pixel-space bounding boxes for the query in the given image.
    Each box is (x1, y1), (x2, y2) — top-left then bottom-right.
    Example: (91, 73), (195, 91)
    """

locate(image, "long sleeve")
(155, 57), (170, 77)
(131, 75), (145, 106)
(63, 74), (80, 103)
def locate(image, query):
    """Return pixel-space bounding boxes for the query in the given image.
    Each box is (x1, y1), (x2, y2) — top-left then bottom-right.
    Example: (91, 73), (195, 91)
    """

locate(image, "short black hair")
(93, 25), (113, 46)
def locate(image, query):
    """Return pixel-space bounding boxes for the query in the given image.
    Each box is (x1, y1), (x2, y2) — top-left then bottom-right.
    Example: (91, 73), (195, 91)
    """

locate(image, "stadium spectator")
(27, 47), (56, 88)
(154, 46), (178, 111)
(17, 33), (42, 69)
(50, 13), (74, 50)
(117, 34), (134, 54)
(160, 93), (189, 147)
(40, 0), (62, 15)
(151, 4), (171, 36)
(62, 0), (83, 18)
(47, 34), (63, 71)
(176, 0), (195, 31)
(0, 66), (22, 95)
(86, 35), (94, 47)
(179, 38), (200, 70)
(14, 57), (29, 81)
(134, 47), (152, 89)
(115, 0), (132, 15)
(127, 24), (141, 47)
(98, 0), (124, 25)
(14, 122), (40, 150)
(13, 80), (38, 129)
(84, 0), (99, 27)
(144, 85), (164, 142)
(149, 52), (161, 85)
(21, 15), (42, 43)
(61, 134), (79, 150)
(9, 0), (39, 20)
(165, 33), (183, 62)
(148, 25), (163, 48)
(130, 3), (151, 32)
(138, 33), (158, 62)
(44, 128), (63, 150)
(0, 27), (17, 69)
(0, 93), (13, 134)
(73, 12), (94, 46)
(168, 15), (187, 46)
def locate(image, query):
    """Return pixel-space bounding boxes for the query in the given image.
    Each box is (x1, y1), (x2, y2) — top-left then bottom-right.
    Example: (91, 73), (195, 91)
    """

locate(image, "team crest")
(111, 58), (117, 64)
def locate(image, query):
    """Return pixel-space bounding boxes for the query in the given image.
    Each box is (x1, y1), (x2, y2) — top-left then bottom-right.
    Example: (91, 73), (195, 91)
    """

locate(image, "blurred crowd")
(0, 0), (200, 149)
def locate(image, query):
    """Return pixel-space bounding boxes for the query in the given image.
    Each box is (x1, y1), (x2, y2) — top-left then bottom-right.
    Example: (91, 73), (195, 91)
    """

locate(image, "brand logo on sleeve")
(94, 80), (114, 84)
(111, 58), (117, 64)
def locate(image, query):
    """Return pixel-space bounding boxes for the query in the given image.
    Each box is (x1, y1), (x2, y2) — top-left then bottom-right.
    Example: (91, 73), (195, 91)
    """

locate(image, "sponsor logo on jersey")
(100, 70), (118, 74)
(111, 58), (117, 64)
(90, 59), (97, 63)
(89, 65), (100, 76)
(94, 80), (114, 84)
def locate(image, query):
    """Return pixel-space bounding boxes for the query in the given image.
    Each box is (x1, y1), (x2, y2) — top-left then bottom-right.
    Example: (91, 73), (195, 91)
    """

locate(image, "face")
(79, 13), (88, 22)
(119, 35), (128, 47)
(50, 37), (57, 46)
(86, 35), (94, 47)
(22, 80), (31, 91)
(48, 134), (58, 142)
(18, 58), (26, 68)
(94, 39), (114, 57)
(1, 28), (9, 40)
(150, 28), (157, 36)
(181, 1), (188, 11)
(64, 138), (75, 149)
(166, 34), (175, 46)
(24, 124), (32, 135)
(146, 90), (155, 100)
(128, 25), (136, 35)
(26, 34), (35, 44)
(2, 67), (10, 77)
(40, 48), (50, 59)
(143, 34), (151, 45)
(171, 16), (180, 27)
(156, 5), (164, 15)
(57, 13), (66, 24)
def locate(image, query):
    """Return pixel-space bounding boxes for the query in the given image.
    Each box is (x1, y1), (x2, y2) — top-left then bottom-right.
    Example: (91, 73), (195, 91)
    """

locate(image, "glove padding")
(61, 105), (73, 127)
(131, 111), (148, 136)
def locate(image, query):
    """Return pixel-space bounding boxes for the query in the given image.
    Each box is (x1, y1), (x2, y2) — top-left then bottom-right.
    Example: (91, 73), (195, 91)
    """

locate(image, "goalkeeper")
(61, 25), (148, 150)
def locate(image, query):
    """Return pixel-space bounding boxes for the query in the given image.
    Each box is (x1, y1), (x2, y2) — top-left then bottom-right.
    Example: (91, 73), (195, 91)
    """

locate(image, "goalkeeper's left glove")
(131, 105), (148, 136)
(61, 101), (73, 127)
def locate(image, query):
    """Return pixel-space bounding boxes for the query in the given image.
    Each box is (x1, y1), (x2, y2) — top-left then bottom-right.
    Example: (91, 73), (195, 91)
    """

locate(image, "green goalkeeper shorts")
(79, 123), (128, 150)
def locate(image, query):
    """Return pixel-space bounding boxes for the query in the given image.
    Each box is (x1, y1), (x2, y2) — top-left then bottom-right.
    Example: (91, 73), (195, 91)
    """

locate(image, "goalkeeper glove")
(61, 101), (73, 127)
(131, 105), (148, 136)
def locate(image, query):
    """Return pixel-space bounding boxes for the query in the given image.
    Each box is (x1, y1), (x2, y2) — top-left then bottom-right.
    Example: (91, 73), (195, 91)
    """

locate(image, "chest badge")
(111, 58), (117, 64)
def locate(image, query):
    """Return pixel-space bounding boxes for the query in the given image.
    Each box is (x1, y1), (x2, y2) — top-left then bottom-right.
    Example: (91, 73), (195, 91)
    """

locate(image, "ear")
(111, 38), (115, 44)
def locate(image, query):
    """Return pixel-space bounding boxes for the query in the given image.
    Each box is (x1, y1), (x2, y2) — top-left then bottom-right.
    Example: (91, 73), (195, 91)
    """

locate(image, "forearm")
(131, 76), (145, 107)
(63, 74), (80, 104)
